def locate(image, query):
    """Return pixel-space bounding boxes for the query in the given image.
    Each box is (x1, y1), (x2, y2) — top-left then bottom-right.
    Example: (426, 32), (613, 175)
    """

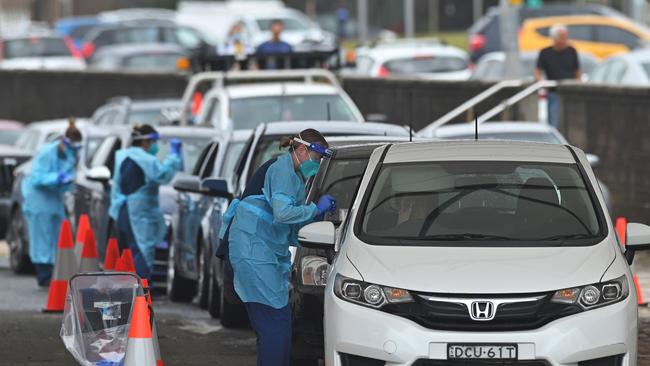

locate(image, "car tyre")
(207, 257), (221, 318)
(166, 237), (196, 302)
(196, 239), (210, 309)
(219, 273), (248, 328)
(8, 209), (33, 274)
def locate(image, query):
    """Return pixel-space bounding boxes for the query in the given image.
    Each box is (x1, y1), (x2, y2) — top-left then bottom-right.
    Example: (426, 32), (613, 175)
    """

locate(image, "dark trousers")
(34, 263), (53, 287)
(116, 204), (151, 281)
(244, 302), (292, 366)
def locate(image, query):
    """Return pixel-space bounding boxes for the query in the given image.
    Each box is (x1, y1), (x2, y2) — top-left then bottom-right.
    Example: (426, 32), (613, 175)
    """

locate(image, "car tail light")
(81, 42), (96, 58)
(377, 65), (390, 77)
(469, 33), (486, 52)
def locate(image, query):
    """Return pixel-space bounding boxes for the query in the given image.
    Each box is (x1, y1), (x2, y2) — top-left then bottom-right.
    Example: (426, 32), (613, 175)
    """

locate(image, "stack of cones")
(78, 227), (100, 273)
(142, 279), (164, 366)
(115, 249), (136, 274)
(43, 220), (77, 313)
(123, 295), (157, 366)
(103, 238), (120, 271)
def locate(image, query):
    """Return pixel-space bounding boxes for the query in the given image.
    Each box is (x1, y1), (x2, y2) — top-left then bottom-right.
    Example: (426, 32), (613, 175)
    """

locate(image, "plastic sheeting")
(61, 272), (140, 366)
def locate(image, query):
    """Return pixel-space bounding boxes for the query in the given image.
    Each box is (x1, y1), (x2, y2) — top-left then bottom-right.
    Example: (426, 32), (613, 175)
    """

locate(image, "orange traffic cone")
(75, 214), (90, 260)
(79, 227), (100, 273)
(44, 220), (77, 313)
(634, 274), (645, 305)
(121, 249), (137, 274)
(104, 238), (120, 271)
(142, 279), (164, 366)
(123, 295), (157, 366)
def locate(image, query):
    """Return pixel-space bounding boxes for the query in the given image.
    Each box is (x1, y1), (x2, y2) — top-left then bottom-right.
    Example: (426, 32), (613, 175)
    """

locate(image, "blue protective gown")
(21, 141), (76, 265)
(109, 147), (181, 267)
(227, 153), (318, 309)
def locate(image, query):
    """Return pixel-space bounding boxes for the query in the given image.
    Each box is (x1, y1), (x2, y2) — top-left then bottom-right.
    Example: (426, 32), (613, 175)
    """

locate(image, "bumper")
(324, 290), (638, 366)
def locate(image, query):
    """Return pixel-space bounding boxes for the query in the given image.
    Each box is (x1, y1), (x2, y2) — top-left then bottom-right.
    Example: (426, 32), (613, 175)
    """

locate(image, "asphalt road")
(1, 242), (650, 365)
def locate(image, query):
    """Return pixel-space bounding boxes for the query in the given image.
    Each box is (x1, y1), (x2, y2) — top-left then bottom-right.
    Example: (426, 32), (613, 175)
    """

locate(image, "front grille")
(578, 355), (624, 366)
(382, 292), (582, 332)
(412, 360), (549, 366)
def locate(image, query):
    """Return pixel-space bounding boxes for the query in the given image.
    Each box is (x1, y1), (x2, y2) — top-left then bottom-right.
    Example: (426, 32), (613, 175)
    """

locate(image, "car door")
(233, 124), (265, 196)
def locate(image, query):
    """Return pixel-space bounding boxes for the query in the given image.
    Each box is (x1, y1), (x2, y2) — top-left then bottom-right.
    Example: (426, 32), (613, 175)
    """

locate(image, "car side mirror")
(586, 153), (600, 168)
(201, 178), (232, 200)
(299, 221), (336, 249)
(173, 174), (201, 193)
(85, 166), (111, 182)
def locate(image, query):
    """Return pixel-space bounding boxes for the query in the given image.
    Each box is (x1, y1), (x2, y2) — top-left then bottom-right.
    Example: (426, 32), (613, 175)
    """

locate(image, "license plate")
(448, 344), (518, 360)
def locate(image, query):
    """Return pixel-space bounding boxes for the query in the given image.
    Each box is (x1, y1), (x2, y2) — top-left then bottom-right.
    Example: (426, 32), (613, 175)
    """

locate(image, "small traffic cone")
(74, 214), (90, 260)
(104, 238), (120, 271)
(114, 256), (128, 272)
(44, 220), (77, 313)
(121, 249), (137, 274)
(634, 274), (645, 305)
(123, 296), (157, 366)
(78, 227), (100, 273)
(142, 279), (164, 366)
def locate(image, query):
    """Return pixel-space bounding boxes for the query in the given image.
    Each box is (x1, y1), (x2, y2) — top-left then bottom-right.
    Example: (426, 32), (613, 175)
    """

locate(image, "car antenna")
(326, 102), (331, 121)
(409, 119), (413, 142)
(474, 115), (479, 141)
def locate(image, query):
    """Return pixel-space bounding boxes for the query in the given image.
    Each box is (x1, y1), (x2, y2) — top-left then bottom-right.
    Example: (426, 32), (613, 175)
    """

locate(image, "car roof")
(225, 83), (341, 98)
(26, 119), (89, 133)
(433, 122), (561, 138)
(156, 126), (220, 138)
(262, 121), (409, 137)
(0, 120), (24, 130)
(385, 140), (575, 164)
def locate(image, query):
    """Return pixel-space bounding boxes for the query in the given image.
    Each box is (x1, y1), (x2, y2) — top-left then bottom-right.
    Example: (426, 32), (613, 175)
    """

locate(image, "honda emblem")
(469, 301), (496, 321)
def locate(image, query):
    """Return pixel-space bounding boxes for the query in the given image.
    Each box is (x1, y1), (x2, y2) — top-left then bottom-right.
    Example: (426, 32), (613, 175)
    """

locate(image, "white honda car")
(298, 140), (650, 366)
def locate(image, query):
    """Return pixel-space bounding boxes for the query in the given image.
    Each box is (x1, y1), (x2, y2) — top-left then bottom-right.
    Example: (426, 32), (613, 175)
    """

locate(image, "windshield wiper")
(530, 233), (596, 242)
(418, 233), (513, 241)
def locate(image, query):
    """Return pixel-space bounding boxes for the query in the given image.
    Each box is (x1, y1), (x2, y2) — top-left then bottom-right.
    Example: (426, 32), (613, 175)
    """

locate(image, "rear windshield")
(359, 161), (604, 246)
(3, 37), (71, 58)
(383, 56), (468, 74)
(230, 95), (359, 129)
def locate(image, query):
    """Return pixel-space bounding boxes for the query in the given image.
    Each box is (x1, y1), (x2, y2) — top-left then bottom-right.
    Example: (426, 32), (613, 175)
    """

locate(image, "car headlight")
(334, 274), (414, 309)
(551, 275), (629, 310)
(301, 256), (329, 286)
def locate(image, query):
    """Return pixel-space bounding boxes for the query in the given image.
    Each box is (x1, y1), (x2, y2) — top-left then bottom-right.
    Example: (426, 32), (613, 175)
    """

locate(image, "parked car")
(170, 121), (409, 327)
(469, 3), (623, 62)
(184, 70), (364, 129)
(54, 16), (102, 54)
(88, 43), (193, 73)
(0, 120), (25, 146)
(6, 119), (89, 273)
(471, 51), (599, 81)
(304, 139), (648, 365)
(431, 121), (611, 210)
(0, 145), (31, 240)
(519, 15), (650, 60)
(73, 126), (213, 287)
(91, 97), (181, 127)
(80, 21), (208, 61)
(315, 13), (397, 42)
(352, 39), (470, 80)
(0, 33), (85, 70)
(589, 48), (650, 85)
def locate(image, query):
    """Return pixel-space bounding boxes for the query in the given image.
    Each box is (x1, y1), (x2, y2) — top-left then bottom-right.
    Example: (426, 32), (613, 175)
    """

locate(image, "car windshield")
(220, 141), (246, 178)
(3, 37), (71, 58)
(123, 53), (183, 70)
(0, 130), (23, 145)
(383, 56), (468, 74)
(157, 137), (211, 174)
(230, 95), (359, 129)
(441, 132), (561, 144)
(360, 161), (603, 246)
(256, 17), (311, 31)
(128, 105), (180, 125)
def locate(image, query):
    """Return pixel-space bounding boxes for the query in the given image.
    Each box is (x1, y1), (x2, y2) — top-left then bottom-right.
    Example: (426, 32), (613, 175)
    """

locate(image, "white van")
(299, 140), (650, 366)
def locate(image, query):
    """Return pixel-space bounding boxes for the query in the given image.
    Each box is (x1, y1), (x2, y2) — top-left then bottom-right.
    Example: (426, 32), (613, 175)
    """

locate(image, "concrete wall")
(0, 70), (187, 122)
(557, 83), (650, 223)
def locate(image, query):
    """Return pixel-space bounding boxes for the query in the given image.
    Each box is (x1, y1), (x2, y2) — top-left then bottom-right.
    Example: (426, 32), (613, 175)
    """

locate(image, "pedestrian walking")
(221, 129), (337, 366)
(534, 23), (582, 127)
(21, 118), (82, 287)
(109, 125), (182, 281)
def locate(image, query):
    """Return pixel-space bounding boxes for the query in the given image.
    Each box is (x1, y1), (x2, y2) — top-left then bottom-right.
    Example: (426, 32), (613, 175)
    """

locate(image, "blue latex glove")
(169, 138), (183, 155)
(57, 171), (73, 184)
(316, 194), (336, 216)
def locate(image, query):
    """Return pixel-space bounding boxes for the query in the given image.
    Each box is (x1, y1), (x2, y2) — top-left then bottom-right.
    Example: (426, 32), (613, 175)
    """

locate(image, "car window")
(0, 130), (22, 146)
(536, 26), (550, 37)
(15, 130), (40, 151)
(113, 27), (160, 45)
(219, 141), (246, 178)
(157, 137), (211, 174)
(359, 161), (603, 246)
(256, 17), (310, 31)
(604, 60), (627, 83)
(192, 142), (215, 176)
(230, 95), (359, 129)
(128, 106), (179, 126)
(250, 137), (289, 175)
(383, 56), (468, 75)
(84, 137), (106, 167)
(3, 37), (71, 58)
(94, 110), (119, 125)
(90, 137), (120, 174)
(70, 25), (97, 40)
(204, 98), (222, 127)
(595, 25), (639, 49)
(176, 27), (202, 49)
(315, 158), (369, 223)
(94, 30), (116, 47)
(567, 25), (594, 42)
(589, 61), (612, 83)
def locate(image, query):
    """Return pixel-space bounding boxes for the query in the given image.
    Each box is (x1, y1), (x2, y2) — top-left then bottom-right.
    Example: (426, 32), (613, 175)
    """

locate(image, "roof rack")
(179, 69), (340, 125)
